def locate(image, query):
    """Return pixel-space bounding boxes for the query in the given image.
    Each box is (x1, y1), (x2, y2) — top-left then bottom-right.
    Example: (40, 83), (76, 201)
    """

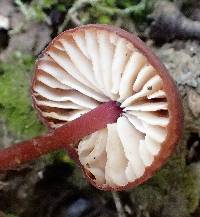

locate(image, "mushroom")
(32, 24), (183, 190)
(0, 25), (183, 191)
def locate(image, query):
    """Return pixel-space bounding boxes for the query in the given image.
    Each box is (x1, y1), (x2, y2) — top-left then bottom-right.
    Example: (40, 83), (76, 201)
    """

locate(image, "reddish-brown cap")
(32, 24), (183, 191)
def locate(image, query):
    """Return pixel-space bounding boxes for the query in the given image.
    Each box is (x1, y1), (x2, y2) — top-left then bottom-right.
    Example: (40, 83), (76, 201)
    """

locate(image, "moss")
(5, 214), (17, 217)
(15, 0), (74, 22)
(130, 147), (199, 217)
(0, 51), (77, 164)
(98, 15), (112, 24)
(6, 214), (18, 217)
(77, 0), (155, 27)
(15, 0), (155, 29)
(0, 51), (46, 141)
(43, 149), (75, 166)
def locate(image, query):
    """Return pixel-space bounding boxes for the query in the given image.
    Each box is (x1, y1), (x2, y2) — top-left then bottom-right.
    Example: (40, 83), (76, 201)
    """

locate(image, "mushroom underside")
(33, 27), (169, 187)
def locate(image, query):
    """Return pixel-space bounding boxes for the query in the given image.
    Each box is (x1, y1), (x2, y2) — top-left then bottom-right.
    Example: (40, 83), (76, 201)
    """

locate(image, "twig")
(112, 192), (126, 217)
(70, 12), (82, 26)
(9, 22), (26, 35)
(149, 1), (200, 41)
(94, 0), (146, 16)
(59, 0), (100, 32)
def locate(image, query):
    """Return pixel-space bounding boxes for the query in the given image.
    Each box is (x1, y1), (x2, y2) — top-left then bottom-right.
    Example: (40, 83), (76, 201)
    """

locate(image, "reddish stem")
(0, 101), (122, 171)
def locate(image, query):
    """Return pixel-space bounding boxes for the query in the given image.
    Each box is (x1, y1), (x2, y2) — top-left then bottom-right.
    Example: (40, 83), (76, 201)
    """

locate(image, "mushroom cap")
(32, 24), (183, 191)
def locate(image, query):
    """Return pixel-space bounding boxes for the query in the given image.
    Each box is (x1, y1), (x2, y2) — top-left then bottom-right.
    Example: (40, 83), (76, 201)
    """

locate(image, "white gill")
(33, 28), (169, 187)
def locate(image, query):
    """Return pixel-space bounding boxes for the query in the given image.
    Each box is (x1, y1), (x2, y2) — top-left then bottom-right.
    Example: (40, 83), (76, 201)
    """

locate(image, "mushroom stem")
(0, 101), (122, 171)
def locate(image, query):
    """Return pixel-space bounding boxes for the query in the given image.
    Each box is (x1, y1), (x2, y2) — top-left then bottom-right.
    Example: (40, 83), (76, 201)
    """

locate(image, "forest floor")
(0, 1), (199, 217)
